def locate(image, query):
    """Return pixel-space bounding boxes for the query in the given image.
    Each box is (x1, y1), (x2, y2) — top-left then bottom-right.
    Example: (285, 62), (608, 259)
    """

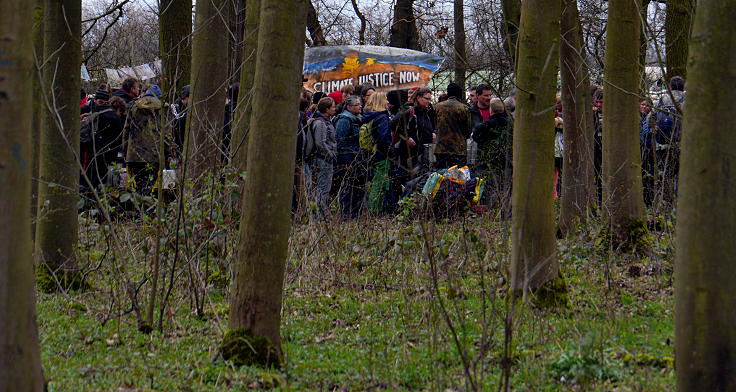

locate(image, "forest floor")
(38, 207), (676, 391)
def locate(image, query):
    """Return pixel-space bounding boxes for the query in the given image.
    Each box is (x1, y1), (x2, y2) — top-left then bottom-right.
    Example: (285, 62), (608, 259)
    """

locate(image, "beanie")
(145, 84), (162, 100)
(446, 83), (463, 100)
(312, 91), (326, 104)
(328, 91), (344, 105)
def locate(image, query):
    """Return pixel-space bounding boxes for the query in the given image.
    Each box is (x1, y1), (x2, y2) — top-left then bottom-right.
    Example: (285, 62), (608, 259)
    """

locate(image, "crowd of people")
(78, 73), (685, 219)
(293, 82), (516, 221)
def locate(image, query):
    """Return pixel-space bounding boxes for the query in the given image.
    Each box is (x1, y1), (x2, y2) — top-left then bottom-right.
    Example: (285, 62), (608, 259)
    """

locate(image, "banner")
(303, 45), (445, 94)
(104, 60), (162, 86)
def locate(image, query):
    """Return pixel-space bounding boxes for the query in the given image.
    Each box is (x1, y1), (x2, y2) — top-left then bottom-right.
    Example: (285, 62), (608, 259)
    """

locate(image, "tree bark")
(390, 0), (420, 50)
(665, 0), (694, 79)
(306, 0), (326, 46)
(159, 0), (192, 99)
(559, 0), (595, 233)
(186, 0), (230, 179)
(453, 0), (467, 90)
(228, 0), (247, 85)
(510, 0), (563, 296)
(0, 1), (45, 390)
(675, 0), (736, 389)
(602, 0), (646, 246)
(31, 0), (45, 243)
(35, 0), (82, 289)
(500, 0), (521, 69)
(228, 0), (307, 356)
(230, 0), (260, 173)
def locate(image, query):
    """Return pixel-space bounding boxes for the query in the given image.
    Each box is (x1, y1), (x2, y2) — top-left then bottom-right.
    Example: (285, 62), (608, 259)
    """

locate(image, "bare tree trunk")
(35, 0), (82, 291)
(0, 1), (45, 390)
(675, 0), (736, 389)
(230, 0), (260, 173)
(453, 0), (467, 90)
(186, 0), (230, 179)
(159, 0), (192, 99)
(31, 0), (45, 243)
(306, 0), (326, 46)
(510, 0), (566, 305)
(228, 0), (247, 84)
(559, 0), (595, 233)
(665, 0), (694, 79)
(390, 0), (420, 50)
(225, 0), (307, 363)
(500, 0), (521, 69)
(602, 0), (646, 248)
(350, 0), (366, 45)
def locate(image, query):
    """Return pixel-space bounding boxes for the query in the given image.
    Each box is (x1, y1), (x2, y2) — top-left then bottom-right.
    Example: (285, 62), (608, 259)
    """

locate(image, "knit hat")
(145, 84), (162, 100)
(312, 91), (326, 104)
(446, 83), (463, 100)
(181, 85), (190, 99)
(94, 89), (110, 101)
(328, 91), (344, 105)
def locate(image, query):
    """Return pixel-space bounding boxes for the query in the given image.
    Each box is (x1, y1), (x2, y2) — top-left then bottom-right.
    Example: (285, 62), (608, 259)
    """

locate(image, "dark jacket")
(83, 104), (124, 187)
(470, 104), (488, 130)
(333, 110), (362, 166)
(112, 89), (136, 104)
(391, 104), (434, 169)
(311, 111), (337, 161)
(473, 112), (512, 175)
(362, 109), (392, 162)
(434, 97), (472, 156)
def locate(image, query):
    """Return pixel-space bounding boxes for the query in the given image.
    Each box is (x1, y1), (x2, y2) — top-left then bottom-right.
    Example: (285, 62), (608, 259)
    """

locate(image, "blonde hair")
(364, 91), (387, 112)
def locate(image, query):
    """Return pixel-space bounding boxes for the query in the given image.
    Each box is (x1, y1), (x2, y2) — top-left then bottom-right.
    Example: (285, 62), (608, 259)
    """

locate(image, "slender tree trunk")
(500, 0), (521, 69)
(349, 0), (366, 45)
(559, 0), (594, 233)
(390, 0), (420, 50)
(159, 0), (192, 99)
(186, 0), (230, 179)
(230, 0), (260, 173)
(306, 0), (326, 46)
(31, 0), (45, 243)
(453, 0), (466, 90)
(228, 0), (247, 85)
(665, 0), (694, 79)
(675, 0), (736, 389)
(35, 0), (82, 290)
(226, 0), (307, 361)
(0, 2), (45, 390)
(510, 0), (565, 302)
(602, 0), (646, 247)
(639, 0), (651, 93)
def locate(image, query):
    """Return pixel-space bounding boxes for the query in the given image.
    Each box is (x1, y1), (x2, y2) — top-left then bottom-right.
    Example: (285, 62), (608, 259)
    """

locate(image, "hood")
(362, 109), (388, 123)
(335, 110), (361, 122)
(135, 95), (162, 110)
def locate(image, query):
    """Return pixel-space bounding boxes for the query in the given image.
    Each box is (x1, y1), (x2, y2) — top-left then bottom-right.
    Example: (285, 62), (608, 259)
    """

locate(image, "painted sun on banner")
(303, 45), (445, 94)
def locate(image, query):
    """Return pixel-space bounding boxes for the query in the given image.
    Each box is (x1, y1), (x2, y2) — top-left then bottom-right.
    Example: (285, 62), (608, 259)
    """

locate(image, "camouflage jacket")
(124, 96), (167, 163)
(434, 97), (472, 156)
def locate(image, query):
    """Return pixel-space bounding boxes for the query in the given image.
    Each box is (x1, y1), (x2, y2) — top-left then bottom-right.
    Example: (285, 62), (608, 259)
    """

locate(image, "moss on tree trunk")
(675, 0), (736, 389)
(0, 1), (45, 389)
(509, 0), (567, 306)
(226, 0), (307, 362)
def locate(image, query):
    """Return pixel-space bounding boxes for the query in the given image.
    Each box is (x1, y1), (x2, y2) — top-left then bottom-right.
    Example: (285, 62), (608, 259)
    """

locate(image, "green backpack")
(359, 120), (376, 153)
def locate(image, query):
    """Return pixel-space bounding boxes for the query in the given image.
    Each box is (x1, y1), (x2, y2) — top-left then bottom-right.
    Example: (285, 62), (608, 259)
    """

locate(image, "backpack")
(359, 120), (376, 153)
(655, 95), (684, 145)
(80, 109), (113, 144)
(296, 118), (316, 161)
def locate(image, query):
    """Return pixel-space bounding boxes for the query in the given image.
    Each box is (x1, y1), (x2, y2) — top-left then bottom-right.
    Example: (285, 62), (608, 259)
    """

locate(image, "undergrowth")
(39, 197), (676, 391)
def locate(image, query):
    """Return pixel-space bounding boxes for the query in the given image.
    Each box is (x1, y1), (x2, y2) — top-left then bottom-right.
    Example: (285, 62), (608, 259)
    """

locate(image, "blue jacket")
(333, 110), (362, 166)
(362, 109), (392, 162)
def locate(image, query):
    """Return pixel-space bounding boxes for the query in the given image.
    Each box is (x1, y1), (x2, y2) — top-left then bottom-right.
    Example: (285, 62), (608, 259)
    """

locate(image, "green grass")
(39, 214), (675, 391)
